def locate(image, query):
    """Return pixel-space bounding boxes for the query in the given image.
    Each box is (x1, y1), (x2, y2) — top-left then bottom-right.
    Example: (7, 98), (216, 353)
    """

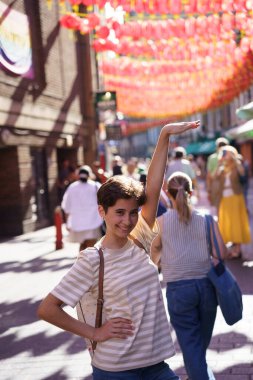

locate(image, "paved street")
(0, 181), (253, 380)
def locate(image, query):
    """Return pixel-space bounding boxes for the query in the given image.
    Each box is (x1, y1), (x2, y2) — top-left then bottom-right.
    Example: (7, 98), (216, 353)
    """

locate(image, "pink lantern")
(96, 25), (110, 39)
(81, 0), (94, 5)
(112, 20), (121, 32)
(68, 0), (82, 4)
(97, 0), (107, 8)
(156, 0), (168, 14)
(60, 14), (81, 30)
(87, 13), (100, 29)
(185, 18), (196, 38)
(92, 39), (109, 52)
(240, 37), (251, 53)
(170, 0), (182, 14)
(135, 0), (144, 13)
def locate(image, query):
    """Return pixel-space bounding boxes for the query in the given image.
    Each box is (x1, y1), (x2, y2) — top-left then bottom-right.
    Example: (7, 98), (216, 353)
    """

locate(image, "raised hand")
(162, 120), (200, 135)
(93, 317), (134, 342)
(141, 119), (200, 229)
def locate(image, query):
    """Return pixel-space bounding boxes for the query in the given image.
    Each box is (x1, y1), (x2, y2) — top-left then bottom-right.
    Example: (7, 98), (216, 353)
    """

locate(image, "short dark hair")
(79, 165), (90, 183)
(97, 175), (146, 213)
(173, 147), (186, 159)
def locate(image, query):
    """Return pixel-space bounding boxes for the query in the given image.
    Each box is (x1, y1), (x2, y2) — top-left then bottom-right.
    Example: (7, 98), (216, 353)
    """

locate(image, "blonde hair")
(219, 145), (238, 159)
(167, 172), (192, 224)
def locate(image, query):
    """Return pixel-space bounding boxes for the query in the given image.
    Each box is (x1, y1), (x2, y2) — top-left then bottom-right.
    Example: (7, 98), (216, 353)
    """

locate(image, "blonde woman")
(215, 146), (251, 258)
(152, 172), (228, 380)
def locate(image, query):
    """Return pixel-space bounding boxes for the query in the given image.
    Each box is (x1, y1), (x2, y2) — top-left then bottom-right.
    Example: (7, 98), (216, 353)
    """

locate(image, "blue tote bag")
(205, 215), (243, 326)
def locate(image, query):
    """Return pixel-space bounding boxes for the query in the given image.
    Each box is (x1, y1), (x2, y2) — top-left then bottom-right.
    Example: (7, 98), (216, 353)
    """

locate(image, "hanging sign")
(95, 91), (117, 140)
(106, 121), (122, 140)
(0, 1), (33, 77)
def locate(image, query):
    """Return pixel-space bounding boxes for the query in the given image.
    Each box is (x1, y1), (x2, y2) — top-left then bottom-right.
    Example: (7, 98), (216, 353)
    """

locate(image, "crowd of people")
(38, 125), (251, 380)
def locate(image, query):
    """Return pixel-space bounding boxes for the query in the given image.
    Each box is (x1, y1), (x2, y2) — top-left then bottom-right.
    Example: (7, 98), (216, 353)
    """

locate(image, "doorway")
(30, 147), (50, 227)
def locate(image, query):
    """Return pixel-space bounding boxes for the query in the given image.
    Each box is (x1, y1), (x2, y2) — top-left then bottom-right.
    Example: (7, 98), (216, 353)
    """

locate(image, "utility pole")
(75, 4), (97, 165)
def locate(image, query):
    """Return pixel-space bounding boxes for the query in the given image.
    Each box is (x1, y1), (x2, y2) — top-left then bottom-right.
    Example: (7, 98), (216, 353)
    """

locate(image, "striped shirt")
(51, 213), (175, 371)
(160, 210), (211, 283)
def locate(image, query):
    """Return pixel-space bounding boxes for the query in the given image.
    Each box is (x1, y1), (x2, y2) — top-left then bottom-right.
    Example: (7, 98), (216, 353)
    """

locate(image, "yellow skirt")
(218, 194), (251, 244)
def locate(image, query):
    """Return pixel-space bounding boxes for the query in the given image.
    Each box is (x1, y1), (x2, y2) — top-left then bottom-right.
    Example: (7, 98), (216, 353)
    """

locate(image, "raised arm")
(141, 121), (200, 228)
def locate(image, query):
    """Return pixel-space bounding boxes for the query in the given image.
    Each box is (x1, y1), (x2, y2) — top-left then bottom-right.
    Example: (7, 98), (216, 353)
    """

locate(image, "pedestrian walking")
(37, 120), (200, 380)
(152, 171), (229, 380)
(122, 157), (139, 180)
(61, 165), (103, 252)
(206, 137), (229, 213)
(111, 155), (123, 175)
(215, 145), (251, 258)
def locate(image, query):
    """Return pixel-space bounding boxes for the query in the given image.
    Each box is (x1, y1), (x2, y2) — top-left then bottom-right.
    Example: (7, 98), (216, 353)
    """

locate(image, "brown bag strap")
(92, 247), (104, 351)
(129, 235), (146, 252)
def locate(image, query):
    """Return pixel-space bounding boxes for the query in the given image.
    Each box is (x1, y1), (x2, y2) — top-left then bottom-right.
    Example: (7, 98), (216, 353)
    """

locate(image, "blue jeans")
(92, 361), (180, 380)
(166, 278), (217, 380)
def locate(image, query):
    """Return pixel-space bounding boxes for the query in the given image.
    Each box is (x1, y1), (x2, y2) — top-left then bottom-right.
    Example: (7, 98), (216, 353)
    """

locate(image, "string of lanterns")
(57, 0), (253, 15)
(54, 0), (253, 119)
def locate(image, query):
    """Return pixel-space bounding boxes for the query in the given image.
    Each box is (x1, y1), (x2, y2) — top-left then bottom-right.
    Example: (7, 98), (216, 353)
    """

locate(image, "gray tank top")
(161, 210), (211, 282)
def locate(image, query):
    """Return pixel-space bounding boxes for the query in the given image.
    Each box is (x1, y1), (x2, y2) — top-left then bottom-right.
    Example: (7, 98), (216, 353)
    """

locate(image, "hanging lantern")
(68, 0), (83, 4)
(87, 13), (100, 28)
(96, 25), (110, 39)
(60, 13), (81, 30)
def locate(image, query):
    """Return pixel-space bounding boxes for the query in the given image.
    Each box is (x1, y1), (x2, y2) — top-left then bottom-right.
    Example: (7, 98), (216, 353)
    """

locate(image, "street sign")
(106, 122), (122, 141)
(95, 91), (117, 140)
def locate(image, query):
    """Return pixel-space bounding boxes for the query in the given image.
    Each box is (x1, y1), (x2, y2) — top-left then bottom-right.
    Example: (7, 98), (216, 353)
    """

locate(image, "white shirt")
(223, 174), (234, 197)
(61, 180), (103, 231)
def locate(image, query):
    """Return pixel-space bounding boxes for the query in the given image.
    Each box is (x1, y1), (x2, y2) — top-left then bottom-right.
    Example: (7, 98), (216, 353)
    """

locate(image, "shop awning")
(225, 120), (253, 141)
(236, 102), (253, 120)
(186, 140), (216, 155)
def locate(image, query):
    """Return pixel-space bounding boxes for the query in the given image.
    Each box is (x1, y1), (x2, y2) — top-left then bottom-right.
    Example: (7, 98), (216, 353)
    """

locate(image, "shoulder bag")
(76, 247), (104, 356)
(205, 214), (243, 326)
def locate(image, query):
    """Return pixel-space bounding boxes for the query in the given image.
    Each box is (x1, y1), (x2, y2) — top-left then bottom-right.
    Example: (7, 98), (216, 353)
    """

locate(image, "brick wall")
(0, 0), (98, 236)
(0, 0), (80, 116)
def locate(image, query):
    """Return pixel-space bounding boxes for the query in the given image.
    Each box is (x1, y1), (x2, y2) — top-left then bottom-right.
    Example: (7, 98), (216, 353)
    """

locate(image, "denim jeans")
(92, 361), (180, 380)
(166, 278), (217, 380)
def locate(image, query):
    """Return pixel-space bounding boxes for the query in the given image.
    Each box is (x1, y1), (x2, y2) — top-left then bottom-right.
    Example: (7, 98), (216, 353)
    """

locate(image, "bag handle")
(92, 247), (104, 351)
(205, 215), (222, 262)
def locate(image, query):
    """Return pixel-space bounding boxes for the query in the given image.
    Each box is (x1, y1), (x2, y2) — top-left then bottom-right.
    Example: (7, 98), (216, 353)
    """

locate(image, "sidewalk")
(0, 187), (253, 379)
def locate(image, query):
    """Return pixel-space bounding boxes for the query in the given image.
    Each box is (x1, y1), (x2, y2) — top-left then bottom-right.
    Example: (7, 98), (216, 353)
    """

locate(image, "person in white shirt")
(61, 165), (103, 251)
(37, 121), (200, 380)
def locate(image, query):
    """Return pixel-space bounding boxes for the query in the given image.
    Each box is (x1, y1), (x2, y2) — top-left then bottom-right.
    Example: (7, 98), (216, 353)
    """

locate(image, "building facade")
(0, 0), (97, 237)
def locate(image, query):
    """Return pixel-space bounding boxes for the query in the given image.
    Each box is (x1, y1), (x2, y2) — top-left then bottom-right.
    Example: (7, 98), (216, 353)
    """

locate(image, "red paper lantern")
(81, 0), (95, 5)
(68, 0), (83, 4)
(135, 0), (145, 13)
(87, 13), (100, 28)
(96, 25), (110, 39)
(97, 0), (107, 8)
(60, 14), (81, 30)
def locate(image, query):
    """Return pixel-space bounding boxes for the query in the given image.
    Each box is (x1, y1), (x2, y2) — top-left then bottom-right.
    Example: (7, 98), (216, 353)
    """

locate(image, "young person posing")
(37, 121), (200, 380)
(152, 171), (229, 380)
